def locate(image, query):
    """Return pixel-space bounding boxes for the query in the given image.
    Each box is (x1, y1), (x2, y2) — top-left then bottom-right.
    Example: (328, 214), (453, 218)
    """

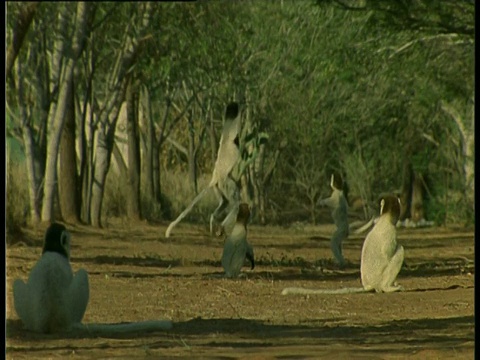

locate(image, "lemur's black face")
(380, 195), (402, 225)
(42, 223), (71, 259)
(225, 102), (239, 119)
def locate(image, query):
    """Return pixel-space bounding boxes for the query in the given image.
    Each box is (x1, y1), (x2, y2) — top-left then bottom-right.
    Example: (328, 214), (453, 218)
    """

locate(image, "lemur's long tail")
(281, 287), (368, 295)
(165, 187), (210, 238)
(74, 320), (173, 335)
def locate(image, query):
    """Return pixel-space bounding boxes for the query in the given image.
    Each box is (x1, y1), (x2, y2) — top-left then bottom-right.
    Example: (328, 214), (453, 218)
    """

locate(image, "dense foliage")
(6, 0), (474, 228)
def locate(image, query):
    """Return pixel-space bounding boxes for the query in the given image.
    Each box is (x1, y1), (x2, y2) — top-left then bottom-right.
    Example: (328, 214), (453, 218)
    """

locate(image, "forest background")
(5, 0), (475, 237)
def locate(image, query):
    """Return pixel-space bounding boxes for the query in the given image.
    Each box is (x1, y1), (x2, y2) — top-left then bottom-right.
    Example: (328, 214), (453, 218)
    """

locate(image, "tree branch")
(441, 101), (466, 141)
(6, 2), (40, 76)
(166, 136), (188, 156)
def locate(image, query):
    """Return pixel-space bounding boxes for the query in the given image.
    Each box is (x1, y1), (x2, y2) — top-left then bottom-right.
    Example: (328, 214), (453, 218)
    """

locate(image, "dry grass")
(6, 161), (29, 238)
(5, 222), (475, 359)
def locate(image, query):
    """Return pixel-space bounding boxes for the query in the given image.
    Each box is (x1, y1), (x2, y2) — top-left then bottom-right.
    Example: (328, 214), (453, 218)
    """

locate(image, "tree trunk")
(89, 85), (127, 227)
(208, 115), (217, 166)
(399, 162), (413, 221)
(80, 105), (94, 224)
(463, 102), (474, 213)
(142, 86), (155, 198)
(90, 128), (110, 227)
(88, 2), (152, 227)
(58, 78), (81, 223)
(410, 172), (425, 223)
(22, 125), (41, 223)
(441, 100), (475, 214)
(34, 40), (50, 201)
(14, 60), (41, 223)
(254, 142), (267, 224)
(262, 140), (286, 225)
(41, 2), (89, 222)
(112, 142), (128, 178)
(187, 110), (198, 194)
(125, 78), (142, 221)
(153, 143), (161, 201)
(6, 2), (39, 80)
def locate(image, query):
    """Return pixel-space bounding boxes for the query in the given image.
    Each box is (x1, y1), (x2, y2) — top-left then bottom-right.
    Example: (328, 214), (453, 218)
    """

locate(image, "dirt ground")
(6, 219), (475, 359)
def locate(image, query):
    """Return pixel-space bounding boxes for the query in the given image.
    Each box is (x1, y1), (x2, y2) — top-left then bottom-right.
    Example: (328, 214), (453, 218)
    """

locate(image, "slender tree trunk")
(41, 2), (89, 222)
(208, 107), (218, 167)
(79, 37), (95, 224)
(34, 43), (50, 201)
(6, 2), (39, 80)
(441, 100), (475, 213)
(254, 134), (284, 225)
(81, 106), (94, 224)
(463, 103), (474, 212)
(90, 127), (109, 227)
(89, 84), (126, 227)
(142, 86), (154, 198)
(22, 126), (41, 223)
(58, 78), (80, 223)
(410, 172), (425, 223)
(88, 2), (152, 226)
(187, 110), (198, 194)
(153, 143), (173, 220)
(153, 143), (161, 201)
(112, 142), (128, 178)
(126, 78), (142, 221)
(254, 142), (267, 224)
(399, 162), (413, 221)
(14, 60), (41, 223)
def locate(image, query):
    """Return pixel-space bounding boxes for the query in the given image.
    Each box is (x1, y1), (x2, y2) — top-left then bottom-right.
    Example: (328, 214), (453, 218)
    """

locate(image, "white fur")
(352, 216), (377, 234)
(360, 215), (404, 293)
(282, 198), (404, 295)
(13, 251), (89, 333)
(318, 187), (349, 267)
(13, 228), (172, 334)
(210, 116), (241, 187)
(165, 109), (241, 238)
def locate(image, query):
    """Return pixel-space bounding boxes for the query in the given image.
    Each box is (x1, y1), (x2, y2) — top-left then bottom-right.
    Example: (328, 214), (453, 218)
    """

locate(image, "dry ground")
(6, 219), (475, 359)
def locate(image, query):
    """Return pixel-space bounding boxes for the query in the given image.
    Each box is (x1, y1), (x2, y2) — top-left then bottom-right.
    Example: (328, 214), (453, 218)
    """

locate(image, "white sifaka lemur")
(317, 172), (349, 268)
(221, 203), (255, 278)
(165, 102), (242, 238)
(13, 223), (172, 334)
(282, 194), (405, 295)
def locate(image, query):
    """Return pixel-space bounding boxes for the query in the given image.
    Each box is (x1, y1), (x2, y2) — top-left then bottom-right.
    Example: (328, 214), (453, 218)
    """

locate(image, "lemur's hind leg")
(330, 229), (347, 268)
(210, 185), (229, 235)
(210, 178), (240, 236)
(380, 245), (405, 292)
(13, 280), (31, 328)
(68, 269), (90, 324)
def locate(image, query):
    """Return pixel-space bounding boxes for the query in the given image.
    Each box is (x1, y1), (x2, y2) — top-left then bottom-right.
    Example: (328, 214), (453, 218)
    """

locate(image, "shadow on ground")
(6, 315), (474, 355)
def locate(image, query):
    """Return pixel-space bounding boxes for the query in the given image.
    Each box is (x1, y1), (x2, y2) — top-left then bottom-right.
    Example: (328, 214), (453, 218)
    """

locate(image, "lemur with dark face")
(13, 223), (172, 334)
(283, 195), (405, 295)
(13, 223), (89, 333)
(221, 203), (255, 278)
